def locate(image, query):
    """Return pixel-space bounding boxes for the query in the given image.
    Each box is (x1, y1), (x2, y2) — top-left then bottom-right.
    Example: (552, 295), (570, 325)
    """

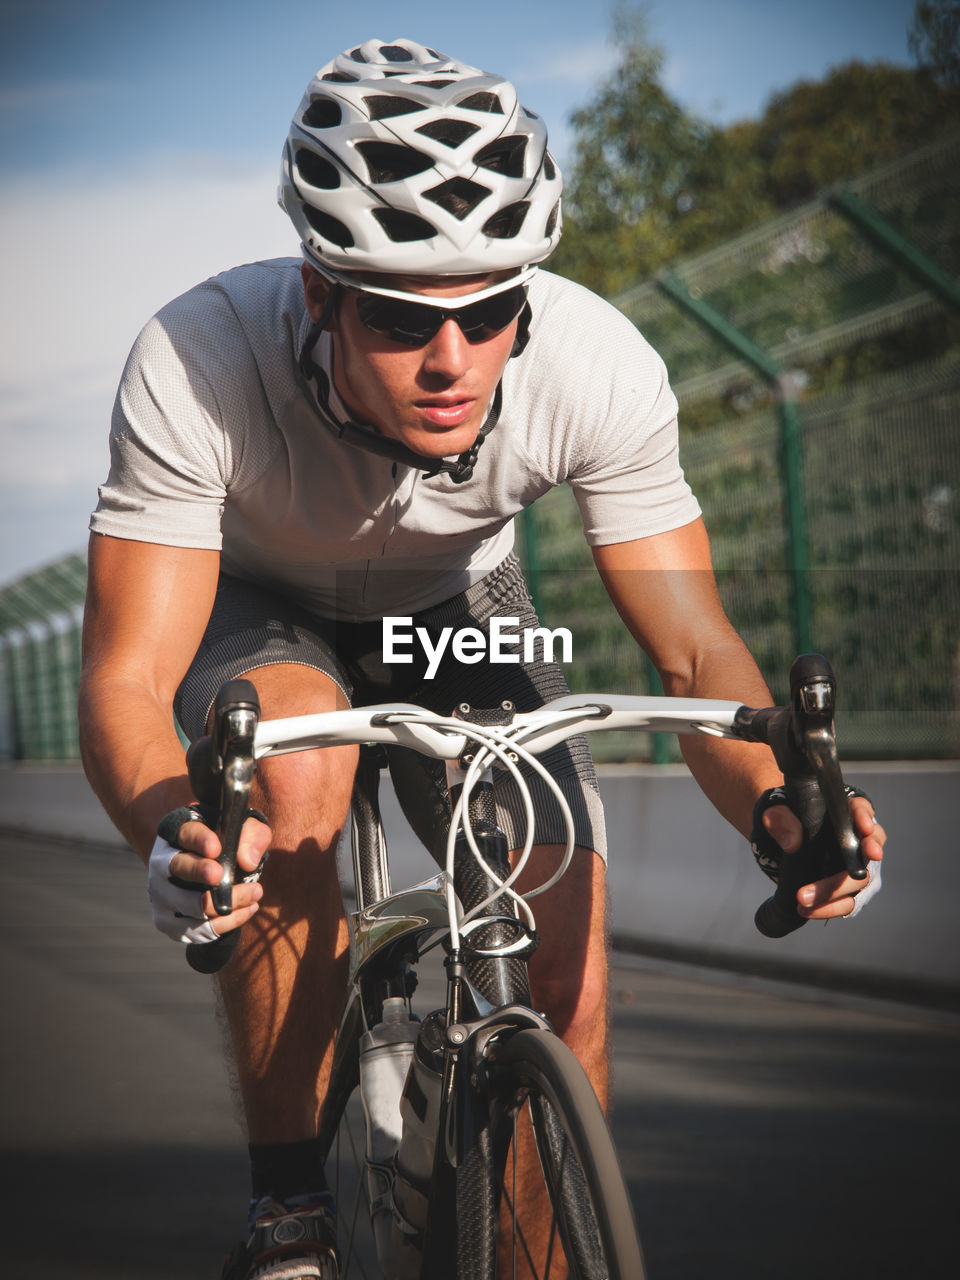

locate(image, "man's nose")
(421, 317), (471, 381)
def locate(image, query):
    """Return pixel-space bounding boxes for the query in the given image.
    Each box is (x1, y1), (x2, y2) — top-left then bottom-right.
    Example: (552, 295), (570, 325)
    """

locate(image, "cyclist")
(78, 37), (885, 1280)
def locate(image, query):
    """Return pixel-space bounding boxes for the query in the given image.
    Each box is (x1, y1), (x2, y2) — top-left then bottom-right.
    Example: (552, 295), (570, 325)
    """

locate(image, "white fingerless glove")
(148, 829), (221, 944)
(847, 859), (882, 917)
(147, 803), (268, 946)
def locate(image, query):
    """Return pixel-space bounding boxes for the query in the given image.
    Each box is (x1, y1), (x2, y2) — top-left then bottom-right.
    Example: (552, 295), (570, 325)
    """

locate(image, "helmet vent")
(303, 97), (342, 129)
(373, 208), (438, 243)
(364, 94), (426, 120)
(546, 200), (560, 237)
(544, 153), (557, 181)
(296, 149), (340, 189)
(304, 205), (355, 248)
(415, 119), (481, 148)
(474, 135), (527, 178)
(483, 201), (530, 239)
(322, 72), (358, 83)
(413, 79), (457, 88)
(355, 141), (434, 184)
(348, 48), (367, 62)
(424, 177), (492, 220)
(380, 45), (415, 61)
(458, 91), (504, 114)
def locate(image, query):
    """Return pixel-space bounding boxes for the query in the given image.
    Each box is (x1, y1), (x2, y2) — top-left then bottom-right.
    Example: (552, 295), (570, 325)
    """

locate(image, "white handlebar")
(253, 693), (747, 761)
(252, 692), (750, 950)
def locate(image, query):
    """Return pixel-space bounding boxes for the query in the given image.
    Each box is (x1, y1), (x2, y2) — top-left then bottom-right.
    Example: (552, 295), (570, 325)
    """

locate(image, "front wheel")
(456, 1028), (647, 1279)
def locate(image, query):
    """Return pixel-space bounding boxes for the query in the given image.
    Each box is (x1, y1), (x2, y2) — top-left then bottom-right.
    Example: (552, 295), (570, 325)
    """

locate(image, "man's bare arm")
(594, 517), (781, 836)
(79, 534), (221, 860)
(593, 517), (884, 917)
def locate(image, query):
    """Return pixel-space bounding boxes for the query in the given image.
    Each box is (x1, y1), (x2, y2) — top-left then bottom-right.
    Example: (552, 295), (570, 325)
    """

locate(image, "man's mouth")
(414, 397), (476, 429)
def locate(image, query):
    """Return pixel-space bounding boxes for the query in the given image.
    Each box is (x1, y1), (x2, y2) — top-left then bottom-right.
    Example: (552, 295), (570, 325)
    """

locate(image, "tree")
(910, 0), (960, 85)
(552, 4), (960, 296)
(550, 5), (754, 296)
(738, 60), (960, 207)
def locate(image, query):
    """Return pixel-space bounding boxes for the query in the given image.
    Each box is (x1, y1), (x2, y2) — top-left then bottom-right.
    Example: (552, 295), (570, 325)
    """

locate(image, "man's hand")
(148, 809), (270, 944)
(761, 792), (885, 921)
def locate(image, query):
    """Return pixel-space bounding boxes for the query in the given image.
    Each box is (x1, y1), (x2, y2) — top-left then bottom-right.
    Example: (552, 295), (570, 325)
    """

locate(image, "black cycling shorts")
(174, 553), (606, 862)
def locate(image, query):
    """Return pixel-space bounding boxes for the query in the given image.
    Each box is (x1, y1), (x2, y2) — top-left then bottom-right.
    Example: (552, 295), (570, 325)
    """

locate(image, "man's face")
(302, 264), (519, 460)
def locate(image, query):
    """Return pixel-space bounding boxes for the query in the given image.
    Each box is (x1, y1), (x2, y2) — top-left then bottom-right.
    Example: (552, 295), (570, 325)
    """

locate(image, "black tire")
(456, 1027), (646, 1279)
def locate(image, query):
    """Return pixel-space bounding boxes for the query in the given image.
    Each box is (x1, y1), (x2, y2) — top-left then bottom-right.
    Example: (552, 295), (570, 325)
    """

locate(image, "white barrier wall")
(1, 760), (957, 995)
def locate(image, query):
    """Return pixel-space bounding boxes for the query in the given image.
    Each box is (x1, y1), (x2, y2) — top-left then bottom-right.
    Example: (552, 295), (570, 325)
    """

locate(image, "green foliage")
(739, 61), (960, 206)
(551, 4), (770, 295)
(551, 3), (960, 295)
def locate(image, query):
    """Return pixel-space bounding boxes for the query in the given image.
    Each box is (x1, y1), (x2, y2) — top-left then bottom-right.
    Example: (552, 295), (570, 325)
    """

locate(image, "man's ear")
(301, 262), (339, 330)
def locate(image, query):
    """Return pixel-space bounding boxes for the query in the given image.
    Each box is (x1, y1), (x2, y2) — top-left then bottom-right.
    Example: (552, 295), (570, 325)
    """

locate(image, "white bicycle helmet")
(279, 37), (562, 275)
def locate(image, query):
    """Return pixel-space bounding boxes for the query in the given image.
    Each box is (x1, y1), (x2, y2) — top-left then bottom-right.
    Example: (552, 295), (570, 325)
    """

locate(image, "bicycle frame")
(256, 690), (760, 1274)
(314, 718), (587, 1276)
(186, 656), (866, 1277)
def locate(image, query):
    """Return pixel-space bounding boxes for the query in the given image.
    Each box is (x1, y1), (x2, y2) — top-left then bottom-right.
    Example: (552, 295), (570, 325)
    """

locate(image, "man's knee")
(532, 942), (607, 1041)
(236, 664), (357, 852)
(524, 846), (607, 1040)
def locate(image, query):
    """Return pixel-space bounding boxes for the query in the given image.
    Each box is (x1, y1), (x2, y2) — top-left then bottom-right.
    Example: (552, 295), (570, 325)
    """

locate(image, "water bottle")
(392, 1010), (446, 1249)
(359, 996), (418, 1275)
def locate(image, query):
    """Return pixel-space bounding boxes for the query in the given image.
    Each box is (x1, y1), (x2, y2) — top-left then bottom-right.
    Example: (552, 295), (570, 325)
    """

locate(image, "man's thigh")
(174, 574), (351, 744)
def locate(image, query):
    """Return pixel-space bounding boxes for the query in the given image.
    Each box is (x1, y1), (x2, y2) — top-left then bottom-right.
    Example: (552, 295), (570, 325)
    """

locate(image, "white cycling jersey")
(91, 260), (701, 621)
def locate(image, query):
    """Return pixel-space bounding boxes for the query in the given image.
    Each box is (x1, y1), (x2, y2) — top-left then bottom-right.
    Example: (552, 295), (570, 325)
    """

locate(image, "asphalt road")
(1, 830), (957, 1279)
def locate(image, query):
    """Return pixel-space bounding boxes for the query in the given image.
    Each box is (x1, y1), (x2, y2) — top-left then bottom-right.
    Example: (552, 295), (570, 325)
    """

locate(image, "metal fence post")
(655, 270), (813, 655)
(830, 187), (960, 316)
(643, 655), (672, 764)
(775, 377), (813, 655)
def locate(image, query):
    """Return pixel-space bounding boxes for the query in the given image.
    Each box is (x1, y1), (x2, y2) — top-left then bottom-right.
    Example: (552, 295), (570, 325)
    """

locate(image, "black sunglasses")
(351, 282), (529, 347)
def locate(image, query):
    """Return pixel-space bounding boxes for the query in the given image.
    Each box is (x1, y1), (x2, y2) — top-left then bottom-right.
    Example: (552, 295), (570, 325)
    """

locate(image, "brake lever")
(184, 679), (260, 973)
(735, 654), (865, 937)
(210, 697), (259, 916)
(793, 674), (866, 882)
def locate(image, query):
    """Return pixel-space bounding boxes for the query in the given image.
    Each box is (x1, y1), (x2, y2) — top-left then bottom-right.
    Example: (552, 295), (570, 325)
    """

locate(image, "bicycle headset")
(281, 36), (562, 483)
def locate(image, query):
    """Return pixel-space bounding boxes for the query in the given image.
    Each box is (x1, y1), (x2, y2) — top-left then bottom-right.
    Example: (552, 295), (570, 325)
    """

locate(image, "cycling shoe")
(221, 1198), (339, 1280)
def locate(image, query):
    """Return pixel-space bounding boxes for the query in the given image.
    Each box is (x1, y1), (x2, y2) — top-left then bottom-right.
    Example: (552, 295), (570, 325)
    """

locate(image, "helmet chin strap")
(297, 298), (530, 485)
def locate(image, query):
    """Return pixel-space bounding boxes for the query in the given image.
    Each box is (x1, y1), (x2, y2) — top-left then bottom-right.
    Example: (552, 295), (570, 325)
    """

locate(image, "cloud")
(511, 40), (617, 87)
(0, 152), (296, 582)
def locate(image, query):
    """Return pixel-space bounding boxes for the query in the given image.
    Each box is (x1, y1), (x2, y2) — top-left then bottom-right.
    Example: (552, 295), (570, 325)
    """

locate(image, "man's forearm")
(658, 638), (782, 837)
(79, 674), (195, 861)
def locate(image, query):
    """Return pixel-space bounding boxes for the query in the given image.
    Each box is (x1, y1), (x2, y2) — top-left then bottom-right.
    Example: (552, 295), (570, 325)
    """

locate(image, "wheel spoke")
(501, 1102), (568, 1280)
(331, 1101), (375, 1279)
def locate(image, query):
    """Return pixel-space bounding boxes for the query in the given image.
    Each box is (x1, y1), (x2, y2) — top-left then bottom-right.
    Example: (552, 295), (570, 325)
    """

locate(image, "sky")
(0, 0), (919, 587)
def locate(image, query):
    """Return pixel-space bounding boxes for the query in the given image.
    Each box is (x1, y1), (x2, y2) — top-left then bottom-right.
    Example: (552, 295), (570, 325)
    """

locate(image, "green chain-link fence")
(519, 357), (959, 760)
(0, 555), (86, 761)
(519, 134), (960, 760)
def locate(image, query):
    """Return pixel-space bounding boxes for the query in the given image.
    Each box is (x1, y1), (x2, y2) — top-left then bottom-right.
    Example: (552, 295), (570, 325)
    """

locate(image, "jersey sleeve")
(569, 338), (702, 547)
(523, 274), (701, 547)
(90, 288), (247, 549)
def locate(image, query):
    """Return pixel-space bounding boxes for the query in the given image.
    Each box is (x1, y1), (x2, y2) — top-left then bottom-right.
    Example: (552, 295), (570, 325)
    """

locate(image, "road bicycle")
(183, 653), (865, 1279)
